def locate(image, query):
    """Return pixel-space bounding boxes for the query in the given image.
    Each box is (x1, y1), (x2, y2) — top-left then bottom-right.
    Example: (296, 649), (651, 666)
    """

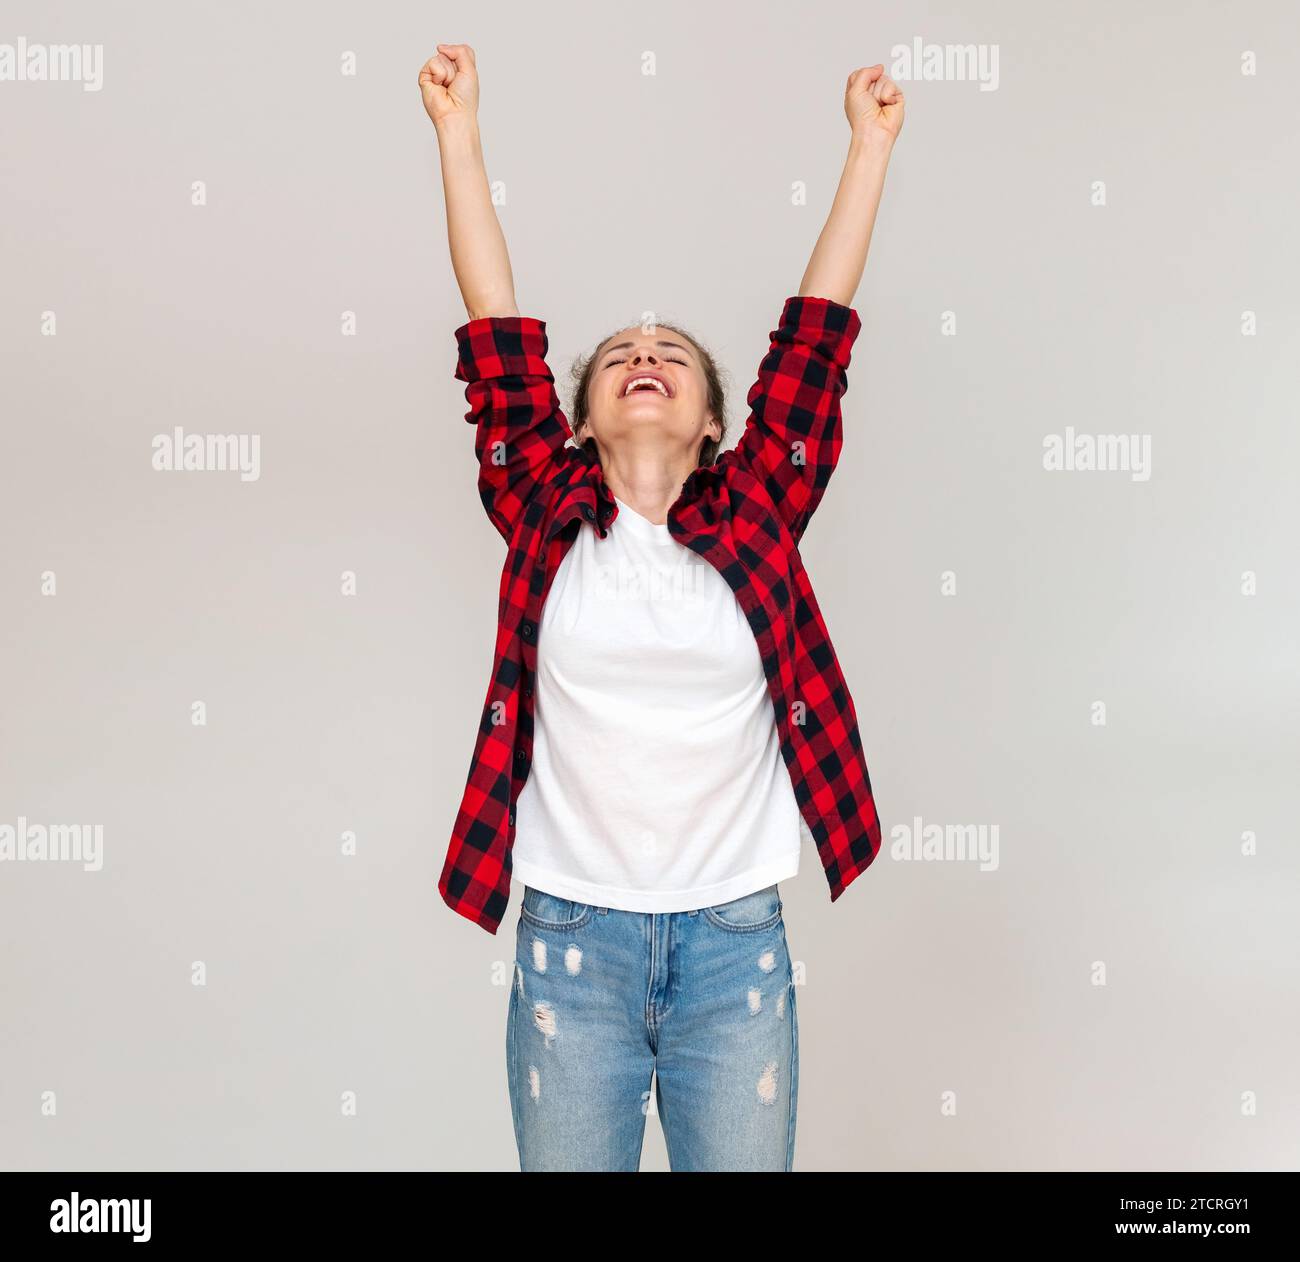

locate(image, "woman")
(420, 42), (902, 1171)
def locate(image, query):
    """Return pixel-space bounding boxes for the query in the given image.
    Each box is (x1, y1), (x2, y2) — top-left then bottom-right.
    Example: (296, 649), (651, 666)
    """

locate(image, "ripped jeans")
(506, 882), (798, 1171)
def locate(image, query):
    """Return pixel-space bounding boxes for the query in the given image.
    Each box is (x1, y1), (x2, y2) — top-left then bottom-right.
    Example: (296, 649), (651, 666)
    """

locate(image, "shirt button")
(515, 748), (527, 763)
(524, 680), (534, 698)
(582, 505), (595, 521)
(521, 621), (534, 639)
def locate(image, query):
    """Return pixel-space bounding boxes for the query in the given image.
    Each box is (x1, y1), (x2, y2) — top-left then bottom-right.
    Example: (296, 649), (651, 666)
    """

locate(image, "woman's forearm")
(798, 132), (896, 307)
(435, 116), (519, 320)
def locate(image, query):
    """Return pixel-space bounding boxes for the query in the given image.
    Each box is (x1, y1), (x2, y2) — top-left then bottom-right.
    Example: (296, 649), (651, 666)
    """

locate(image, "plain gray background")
(2, 0), (1297, 1171)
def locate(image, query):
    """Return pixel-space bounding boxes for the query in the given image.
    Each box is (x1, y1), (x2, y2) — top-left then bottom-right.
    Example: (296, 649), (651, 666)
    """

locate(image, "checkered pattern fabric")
(440, 295), (882, 933)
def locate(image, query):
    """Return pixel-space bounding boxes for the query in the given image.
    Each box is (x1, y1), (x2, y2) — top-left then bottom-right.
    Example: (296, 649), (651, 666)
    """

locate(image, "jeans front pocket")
(701, 883), (783, 933)
(519, 884), (596, 931)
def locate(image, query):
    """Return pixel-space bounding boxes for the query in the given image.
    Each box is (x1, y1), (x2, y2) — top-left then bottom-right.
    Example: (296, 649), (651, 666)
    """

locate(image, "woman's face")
(579, 326), (720, 462)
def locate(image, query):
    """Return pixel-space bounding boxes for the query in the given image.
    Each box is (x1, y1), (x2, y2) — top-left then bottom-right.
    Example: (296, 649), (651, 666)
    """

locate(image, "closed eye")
(604, 357), (687, 368)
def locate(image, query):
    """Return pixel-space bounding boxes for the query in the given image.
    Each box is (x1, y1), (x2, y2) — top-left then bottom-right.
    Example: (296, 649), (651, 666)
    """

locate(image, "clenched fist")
(844, 64), (904, 142)
(419, 43), (480, 127)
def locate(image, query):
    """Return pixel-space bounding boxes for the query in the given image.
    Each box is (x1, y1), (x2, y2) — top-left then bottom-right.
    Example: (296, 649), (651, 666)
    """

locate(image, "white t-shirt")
(511, 493), (804, 911)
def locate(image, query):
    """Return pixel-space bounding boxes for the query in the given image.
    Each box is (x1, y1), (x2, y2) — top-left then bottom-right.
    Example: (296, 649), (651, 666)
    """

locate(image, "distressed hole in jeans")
(528, 1065), (541, 1100)
(747, 988), (762, 1015)
(533, 1001), (557, 1045)
(564, 945), (583, 976)
(532, 938), (548, 973)
(758, 950), (777, 973)
(757, 1060), (779, 1106)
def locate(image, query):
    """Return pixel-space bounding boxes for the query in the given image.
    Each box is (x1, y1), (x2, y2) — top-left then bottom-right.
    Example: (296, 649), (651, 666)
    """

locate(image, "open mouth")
(619, 373), (673, 399)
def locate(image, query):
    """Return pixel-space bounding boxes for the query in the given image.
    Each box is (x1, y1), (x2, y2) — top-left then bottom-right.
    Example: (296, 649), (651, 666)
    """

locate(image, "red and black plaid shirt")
(440, 294), (882, 934)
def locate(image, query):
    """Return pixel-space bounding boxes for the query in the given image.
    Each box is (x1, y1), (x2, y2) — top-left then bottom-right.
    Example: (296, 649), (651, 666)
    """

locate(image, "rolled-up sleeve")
(454, 316), (574, 542)
(721, 295), (862, 543)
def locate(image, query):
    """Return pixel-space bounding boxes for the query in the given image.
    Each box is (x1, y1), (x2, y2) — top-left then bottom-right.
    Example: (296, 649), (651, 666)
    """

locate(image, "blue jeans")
(506, 882), (799, 1171)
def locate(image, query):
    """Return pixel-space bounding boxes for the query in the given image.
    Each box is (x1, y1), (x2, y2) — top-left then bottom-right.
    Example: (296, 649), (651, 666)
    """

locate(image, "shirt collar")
(558, 444), (720, 540)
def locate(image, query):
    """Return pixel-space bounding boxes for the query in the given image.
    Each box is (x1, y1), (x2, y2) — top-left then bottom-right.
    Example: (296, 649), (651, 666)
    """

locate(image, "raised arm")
(420, 44), (518, 319)
(722, 64), (903, 542)
(421, 45), (574, 541)
(799, 65), (904, 304)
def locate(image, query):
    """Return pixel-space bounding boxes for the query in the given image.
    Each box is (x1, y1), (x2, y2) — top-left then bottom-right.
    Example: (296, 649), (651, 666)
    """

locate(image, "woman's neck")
(597, 447), (697, 525)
